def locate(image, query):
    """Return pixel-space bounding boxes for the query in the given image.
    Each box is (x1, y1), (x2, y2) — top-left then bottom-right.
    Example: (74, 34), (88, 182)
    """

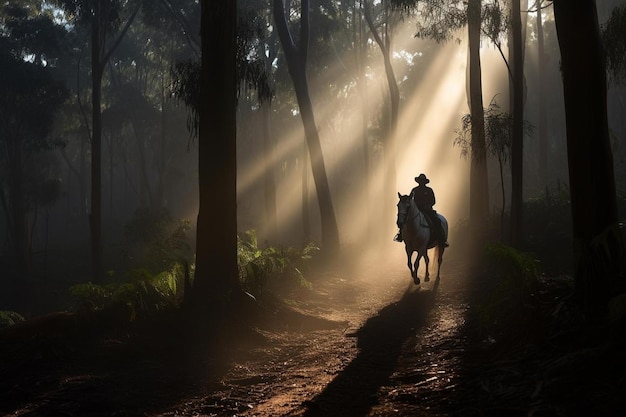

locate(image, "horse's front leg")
(412, 253), (421, 285)
(423, 251), (430, 282)
(405, 247), (416, 281)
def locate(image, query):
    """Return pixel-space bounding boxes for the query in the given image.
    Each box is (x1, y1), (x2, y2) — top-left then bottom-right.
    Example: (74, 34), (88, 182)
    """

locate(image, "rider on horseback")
(395, 173), (449, 247)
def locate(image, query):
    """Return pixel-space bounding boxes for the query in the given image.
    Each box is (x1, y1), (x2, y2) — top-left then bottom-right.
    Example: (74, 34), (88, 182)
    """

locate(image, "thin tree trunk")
(363, 0), (398, 221)
(536, 2), (548, 181)
(272, 0), (340, 254)
(510, 0), (524, 247)
(90, 14), (103, 283)
(467, 0), (489, 228)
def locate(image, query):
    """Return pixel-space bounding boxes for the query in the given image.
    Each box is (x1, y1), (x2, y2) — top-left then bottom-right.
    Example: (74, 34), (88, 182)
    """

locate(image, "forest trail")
(0, 248), (496, 417)
(4, 246), (621, 416)
(169, 249), (472, 417)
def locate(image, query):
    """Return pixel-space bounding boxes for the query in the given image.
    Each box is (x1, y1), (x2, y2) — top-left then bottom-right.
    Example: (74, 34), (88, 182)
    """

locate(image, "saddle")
(423, 211), (443, 247)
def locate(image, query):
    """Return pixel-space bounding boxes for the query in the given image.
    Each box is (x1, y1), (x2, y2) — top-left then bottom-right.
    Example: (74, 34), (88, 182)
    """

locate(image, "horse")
(396, 193), (449, 285)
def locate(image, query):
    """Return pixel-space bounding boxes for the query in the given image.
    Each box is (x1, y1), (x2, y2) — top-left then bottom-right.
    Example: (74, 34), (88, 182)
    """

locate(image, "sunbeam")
(239, 19), (509, 267)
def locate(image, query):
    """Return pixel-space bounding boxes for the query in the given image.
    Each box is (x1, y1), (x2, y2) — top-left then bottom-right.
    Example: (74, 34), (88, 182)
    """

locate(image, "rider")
(395, 173), (448, 247)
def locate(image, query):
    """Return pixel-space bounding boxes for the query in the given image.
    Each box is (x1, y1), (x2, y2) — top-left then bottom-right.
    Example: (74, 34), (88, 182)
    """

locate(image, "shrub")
(237, 230), (317, 296)
(69, 262), (185, 319)
(0, 310), (25, 329)
(476, 243), (541, 331)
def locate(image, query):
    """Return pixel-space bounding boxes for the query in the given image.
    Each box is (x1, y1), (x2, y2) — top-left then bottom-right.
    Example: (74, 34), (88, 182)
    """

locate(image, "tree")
(509, 0), (524, 246)
(186, 0), (240, 332)
(0, 4), (68, 284)
(466, 0), (489, 229)
(553, 1), (625, 315)
(394, 0), (489, 231)
(363, 0), (400, 224)
(272, 0), (340, 254)
(52, 0), (140, 282)
(533, 1), (549, 181)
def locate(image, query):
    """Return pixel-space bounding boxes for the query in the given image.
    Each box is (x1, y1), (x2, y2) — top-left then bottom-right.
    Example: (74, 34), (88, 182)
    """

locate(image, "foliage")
(69, 207), (191, 316)
(237, 230), (317, 297)
(170, 60), (201, 139)
(454, 98), (534, 163)
(69, 228), (317, 316)
(412, 0), (466, 43)
(476, 243), (541, 330)
(68, 262), (185, 317)
(123, 207), (192, 273)
(0, 310), (25, 329)
(602, 4), (626, 84)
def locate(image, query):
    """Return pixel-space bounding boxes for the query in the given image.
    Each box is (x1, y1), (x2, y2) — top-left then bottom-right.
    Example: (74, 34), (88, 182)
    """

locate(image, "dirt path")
(0, 247), (476, 417)
(167, 250), (471, 417)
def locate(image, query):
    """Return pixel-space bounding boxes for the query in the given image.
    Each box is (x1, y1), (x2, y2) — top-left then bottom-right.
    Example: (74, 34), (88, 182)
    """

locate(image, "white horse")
(396, 193), (448, 285)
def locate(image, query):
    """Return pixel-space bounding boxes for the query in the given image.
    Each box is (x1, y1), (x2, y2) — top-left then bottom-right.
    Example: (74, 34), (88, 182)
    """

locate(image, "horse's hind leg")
(423, 251), (430, 282)
(435, 245), (445, 283)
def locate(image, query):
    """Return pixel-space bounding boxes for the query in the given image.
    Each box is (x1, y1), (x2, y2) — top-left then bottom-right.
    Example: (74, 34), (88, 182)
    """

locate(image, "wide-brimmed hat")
(415, 173), (430, 184)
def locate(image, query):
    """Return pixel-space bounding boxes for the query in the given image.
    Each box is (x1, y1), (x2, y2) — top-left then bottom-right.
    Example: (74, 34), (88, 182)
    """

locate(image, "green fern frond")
(0, 310), (26, 329)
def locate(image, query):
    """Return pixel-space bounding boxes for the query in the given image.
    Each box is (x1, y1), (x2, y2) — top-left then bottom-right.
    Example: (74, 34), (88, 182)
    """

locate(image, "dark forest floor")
(1, 248), (625, 416)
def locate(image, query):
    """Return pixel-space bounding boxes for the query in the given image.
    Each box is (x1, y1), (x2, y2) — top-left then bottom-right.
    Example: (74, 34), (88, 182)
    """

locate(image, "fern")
(69, 262), (185, 318)
(237, 230), (317, 296)
(0, 310), (25, 329)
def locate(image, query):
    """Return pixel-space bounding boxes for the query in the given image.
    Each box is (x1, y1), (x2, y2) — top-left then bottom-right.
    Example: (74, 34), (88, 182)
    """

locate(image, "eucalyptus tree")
(237, 0), (278, 242)
(0, 4), (69, 281)
(393, 0), (489, 232)
(363, 0), (401, 222)
(531, 0), (549, 182)
(553, 1), (624, 315)
(187, 0), (240, 333)
(51, 0), (141, 282)
(508, 0), (524, 246)
(272, 0), (340, 254)
(103, 6), (197, 214)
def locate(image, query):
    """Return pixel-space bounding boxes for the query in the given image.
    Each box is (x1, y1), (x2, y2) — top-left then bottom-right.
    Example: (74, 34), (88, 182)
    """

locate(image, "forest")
(1, 0), (626, 415)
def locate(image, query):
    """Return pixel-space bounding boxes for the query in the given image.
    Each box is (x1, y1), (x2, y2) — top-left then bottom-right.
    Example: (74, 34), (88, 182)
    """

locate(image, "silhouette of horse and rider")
(395, 173), (449, 285)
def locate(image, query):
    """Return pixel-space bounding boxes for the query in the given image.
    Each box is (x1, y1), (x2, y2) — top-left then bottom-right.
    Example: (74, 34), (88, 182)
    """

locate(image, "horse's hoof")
(424, 276), (430, 282)
(413, 277), (420, 285)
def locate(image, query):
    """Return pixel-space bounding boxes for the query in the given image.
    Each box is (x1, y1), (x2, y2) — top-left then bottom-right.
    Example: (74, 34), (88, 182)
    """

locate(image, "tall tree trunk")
(467, 0), (489, 228)
(554, 0), (624, 315)
(510, 0), (524, 247)
(272, 0), (340, 254)
(189, 0), (240, 326)
(363, 0), (399, 225)
(90, 6), (103, 282)
(89, 0), (139, 282)
(356, 0), (371, 238)
(536, 2), (548, 182)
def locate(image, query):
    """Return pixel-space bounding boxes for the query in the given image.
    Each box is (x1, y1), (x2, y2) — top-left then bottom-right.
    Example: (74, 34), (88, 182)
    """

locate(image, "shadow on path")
(297, 282), (438, 417)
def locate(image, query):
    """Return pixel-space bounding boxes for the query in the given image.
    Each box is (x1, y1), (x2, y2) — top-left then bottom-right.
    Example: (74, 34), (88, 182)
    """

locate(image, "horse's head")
(397, 192), (412, 225)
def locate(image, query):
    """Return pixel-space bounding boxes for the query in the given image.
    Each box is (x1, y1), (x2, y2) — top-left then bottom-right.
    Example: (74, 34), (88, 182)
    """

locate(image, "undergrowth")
(67, 227), (318, 321)
(475, 242), (541, 339)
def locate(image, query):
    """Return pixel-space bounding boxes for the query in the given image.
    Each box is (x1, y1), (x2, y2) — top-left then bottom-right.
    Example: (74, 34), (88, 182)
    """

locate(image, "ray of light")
(236, 18), (508, 267)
